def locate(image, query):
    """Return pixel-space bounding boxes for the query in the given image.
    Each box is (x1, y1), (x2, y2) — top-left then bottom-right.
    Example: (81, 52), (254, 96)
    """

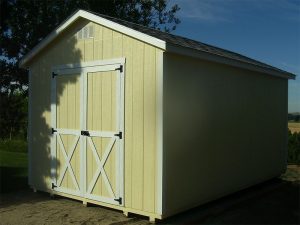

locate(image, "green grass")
(0, 139), (27, 153)
(0, 139), (28, 192)
(0, 138), (28, 168)
(0, 149), (28, 190)
(0, 150), (28, 168)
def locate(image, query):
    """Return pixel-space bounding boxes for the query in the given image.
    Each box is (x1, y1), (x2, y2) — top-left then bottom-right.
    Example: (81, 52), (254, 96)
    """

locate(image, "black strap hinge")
(51, 128), (57, 134)
(52, 72), (58, 78)
(115, 65), (123, 73)
(81, 130), (90, 136)
(114, 131), (122, 139)
(114, 197), (122, 205)
(51, 183), (57, 189)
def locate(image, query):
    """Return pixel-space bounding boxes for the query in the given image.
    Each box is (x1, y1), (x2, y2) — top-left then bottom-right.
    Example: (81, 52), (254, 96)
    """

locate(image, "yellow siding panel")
(163, 53), (288, 216)
(143, 45), (156, 212)
(103, 27), (113, 59)
(93, 24), (101, 60)
(112, 31), (123, 58)
(131, 41), (144, 210)
(84, 39), (94, 62)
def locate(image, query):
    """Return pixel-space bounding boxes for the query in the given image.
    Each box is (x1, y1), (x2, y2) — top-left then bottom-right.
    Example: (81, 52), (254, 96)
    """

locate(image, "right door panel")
(84, 69), (123, 205)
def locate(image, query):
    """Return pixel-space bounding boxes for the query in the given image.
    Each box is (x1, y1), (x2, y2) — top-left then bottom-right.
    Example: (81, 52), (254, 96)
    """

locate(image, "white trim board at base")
(50, 190), (163, 220)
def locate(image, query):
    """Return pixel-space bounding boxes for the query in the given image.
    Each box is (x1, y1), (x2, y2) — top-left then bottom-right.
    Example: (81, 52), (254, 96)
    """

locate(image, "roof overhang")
(166, 43), (296, 80)
(20, 9), (296, 80)
(19, 9), (166, 68)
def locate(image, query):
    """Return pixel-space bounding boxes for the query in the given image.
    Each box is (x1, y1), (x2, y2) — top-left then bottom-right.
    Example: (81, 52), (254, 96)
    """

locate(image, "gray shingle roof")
(90, 11), (295, 78)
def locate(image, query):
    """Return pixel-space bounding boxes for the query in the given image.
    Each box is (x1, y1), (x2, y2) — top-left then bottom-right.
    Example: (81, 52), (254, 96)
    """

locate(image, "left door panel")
(51, 73), (82, 197)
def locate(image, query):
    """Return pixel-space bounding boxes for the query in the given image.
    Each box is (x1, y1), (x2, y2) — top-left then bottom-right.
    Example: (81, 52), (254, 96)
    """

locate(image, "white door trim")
(53, 58), (125, 71)
(28, 69), (33, 186)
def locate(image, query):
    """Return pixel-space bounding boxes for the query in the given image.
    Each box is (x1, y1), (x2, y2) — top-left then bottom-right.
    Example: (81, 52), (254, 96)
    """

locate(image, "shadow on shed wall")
(29, 20), (88, 192)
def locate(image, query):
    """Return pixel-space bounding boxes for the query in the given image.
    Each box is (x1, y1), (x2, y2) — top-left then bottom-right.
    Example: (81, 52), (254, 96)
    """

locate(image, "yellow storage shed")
(20, 9), (295, 222)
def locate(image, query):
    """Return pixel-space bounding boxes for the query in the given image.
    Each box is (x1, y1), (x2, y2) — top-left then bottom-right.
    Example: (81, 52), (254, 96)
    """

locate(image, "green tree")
(0, 91), (28, 140)
(0, 0), (180, 139)
(0, 0), (180, 92)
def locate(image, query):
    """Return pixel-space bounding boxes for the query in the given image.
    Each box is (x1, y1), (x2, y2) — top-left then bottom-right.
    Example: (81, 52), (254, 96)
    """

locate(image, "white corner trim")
(19, 10), (165, 68)
(156, 50), (164, 215)
(166, 43), (296, 80)
(28, 69), (33, 186)
(50, 70), (57, 188)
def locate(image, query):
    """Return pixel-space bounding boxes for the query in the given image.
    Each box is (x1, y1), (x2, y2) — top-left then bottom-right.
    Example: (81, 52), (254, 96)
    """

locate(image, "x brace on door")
(56, 134), (80, 191)
(86, 137), (116, 198)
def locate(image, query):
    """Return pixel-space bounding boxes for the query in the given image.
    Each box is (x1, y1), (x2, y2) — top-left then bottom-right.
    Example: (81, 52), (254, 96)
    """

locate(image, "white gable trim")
(19, 10), (166, 68)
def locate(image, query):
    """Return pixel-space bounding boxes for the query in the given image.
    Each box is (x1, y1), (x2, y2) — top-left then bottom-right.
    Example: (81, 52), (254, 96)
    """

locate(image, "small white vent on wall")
(77, 26), (94, 39)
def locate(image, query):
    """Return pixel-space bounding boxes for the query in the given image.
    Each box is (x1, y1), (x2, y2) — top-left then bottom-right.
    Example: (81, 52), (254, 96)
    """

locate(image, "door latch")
(114, 132), (122, 139)
(115, 65), (123, 73)
(81, 130), (90, 136)
(114, 197), (122, 205)
(51, 183), (57, 189)
(52, 72), (58, 78)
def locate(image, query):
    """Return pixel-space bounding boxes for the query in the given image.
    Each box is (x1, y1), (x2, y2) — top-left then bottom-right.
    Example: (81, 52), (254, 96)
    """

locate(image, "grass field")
(288, 122), (300, 133)
(0, 151), (28, 168)
(0, 139), (27, 153)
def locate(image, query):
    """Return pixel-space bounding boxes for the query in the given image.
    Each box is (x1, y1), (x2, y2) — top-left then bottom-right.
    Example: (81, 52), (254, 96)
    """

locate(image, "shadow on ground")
(0, 174), (299, 224)
(160, 178), (300, 224)
(0, 166), (28, 193)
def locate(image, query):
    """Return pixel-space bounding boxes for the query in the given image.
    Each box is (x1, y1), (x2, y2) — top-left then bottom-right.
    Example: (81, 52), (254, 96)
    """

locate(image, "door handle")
(81, 130), (90, 136)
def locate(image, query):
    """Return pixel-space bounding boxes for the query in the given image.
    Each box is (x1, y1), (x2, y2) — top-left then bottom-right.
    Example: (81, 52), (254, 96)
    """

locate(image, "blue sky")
(171, 0), (300, 113)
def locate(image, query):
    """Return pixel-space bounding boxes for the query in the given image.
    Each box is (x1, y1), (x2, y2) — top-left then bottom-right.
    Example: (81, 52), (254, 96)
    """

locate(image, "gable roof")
(20, 9), (296, 79)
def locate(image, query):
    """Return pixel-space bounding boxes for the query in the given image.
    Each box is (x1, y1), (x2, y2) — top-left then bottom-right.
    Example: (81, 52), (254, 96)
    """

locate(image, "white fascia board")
(166, 43), (296, 80)
(19, 10), (82, 68)
(19, 10), (166, 68)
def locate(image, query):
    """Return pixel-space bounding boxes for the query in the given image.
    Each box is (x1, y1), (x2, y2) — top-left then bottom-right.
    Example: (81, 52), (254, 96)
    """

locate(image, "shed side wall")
(163, 53), (288, 216)
(28, 19), (161, 214)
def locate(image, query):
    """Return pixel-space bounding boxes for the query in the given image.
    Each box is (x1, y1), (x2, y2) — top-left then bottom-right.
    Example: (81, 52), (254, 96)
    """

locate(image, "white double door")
(50, 60), (124, 206)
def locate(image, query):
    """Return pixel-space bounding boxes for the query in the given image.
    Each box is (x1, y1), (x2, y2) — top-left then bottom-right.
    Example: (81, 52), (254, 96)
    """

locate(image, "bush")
(288, 129), (300, 165)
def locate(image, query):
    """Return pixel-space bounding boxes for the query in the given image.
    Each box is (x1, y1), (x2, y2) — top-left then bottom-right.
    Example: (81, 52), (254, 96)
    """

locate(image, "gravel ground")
(0, 165), (299, 225)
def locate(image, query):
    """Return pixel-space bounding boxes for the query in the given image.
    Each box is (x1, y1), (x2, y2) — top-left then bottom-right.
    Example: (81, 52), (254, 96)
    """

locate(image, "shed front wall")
(163, 53), (288, 216)
(28, 18), (162, 215)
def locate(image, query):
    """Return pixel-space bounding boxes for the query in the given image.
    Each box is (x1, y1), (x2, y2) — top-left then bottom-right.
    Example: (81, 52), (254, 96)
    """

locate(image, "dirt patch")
(0, 166), (299, 225)
(281, 165), (300, 183)
(0, 191), (150, 225)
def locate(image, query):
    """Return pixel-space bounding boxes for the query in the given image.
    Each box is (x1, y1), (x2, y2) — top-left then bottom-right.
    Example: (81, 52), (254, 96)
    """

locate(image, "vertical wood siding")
(163, 53), (288, 216)
(28, 19), (161, 214)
